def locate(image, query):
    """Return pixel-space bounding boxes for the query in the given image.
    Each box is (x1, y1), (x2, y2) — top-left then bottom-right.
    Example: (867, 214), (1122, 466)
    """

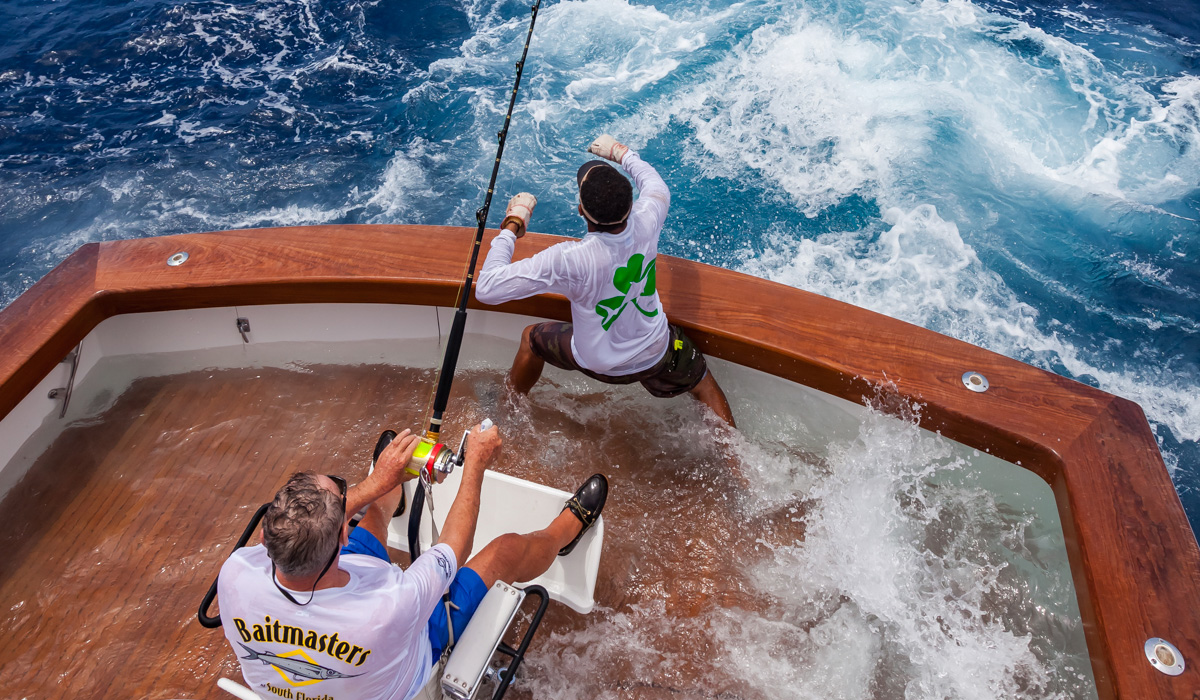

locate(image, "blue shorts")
(341, 526), (391, 562)
(340, 527), (489, 661)
(427, 566), (488, 660)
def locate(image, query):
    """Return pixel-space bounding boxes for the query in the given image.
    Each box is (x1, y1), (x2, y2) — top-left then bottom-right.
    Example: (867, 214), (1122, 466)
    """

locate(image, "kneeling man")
(218, 425), (607, 699)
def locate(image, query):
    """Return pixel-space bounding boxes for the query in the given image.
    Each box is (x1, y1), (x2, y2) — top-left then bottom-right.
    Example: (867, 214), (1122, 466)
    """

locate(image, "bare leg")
(354, 483), (406, 554)
(463, 510), (581, 588)
(690, 371), (736, 427)
(507, 324), (545, 394)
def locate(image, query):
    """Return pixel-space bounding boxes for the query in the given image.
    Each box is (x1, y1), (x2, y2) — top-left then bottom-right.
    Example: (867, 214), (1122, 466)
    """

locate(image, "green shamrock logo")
(595, 254), (658, 330)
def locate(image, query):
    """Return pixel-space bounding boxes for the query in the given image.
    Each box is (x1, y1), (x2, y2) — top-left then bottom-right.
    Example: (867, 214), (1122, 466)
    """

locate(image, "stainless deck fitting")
(1145, 638), (1185, 676)
(962, 371), (989, 393)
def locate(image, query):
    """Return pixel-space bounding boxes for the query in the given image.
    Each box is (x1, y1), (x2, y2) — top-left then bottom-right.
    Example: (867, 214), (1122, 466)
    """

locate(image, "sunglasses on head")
(327, 474), (347, 512)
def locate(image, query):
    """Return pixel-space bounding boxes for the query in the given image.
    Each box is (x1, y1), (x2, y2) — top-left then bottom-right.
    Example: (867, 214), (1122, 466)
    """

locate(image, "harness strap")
(444, 596), (460, 648)
(425, 487), (462, 648)
(412, 482), (458, 653)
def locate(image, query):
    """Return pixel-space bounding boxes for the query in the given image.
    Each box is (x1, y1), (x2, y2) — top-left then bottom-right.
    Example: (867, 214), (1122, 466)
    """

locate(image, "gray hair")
(262, 472), (343, 577)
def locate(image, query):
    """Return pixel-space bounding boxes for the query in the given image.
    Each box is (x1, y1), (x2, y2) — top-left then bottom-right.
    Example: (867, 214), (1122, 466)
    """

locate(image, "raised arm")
(587, 134), (670, 230)
(476, 231), (577, 305)
(435, 423), (502, 566)
(621, 151), (670, 229)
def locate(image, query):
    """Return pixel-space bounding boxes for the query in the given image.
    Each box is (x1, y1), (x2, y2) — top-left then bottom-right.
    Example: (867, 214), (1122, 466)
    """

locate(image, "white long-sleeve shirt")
(476, 151), (671, 376)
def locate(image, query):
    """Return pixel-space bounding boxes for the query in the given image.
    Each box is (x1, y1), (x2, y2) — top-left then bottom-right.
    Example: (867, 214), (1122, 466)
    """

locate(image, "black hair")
(579, 166), (633, 230)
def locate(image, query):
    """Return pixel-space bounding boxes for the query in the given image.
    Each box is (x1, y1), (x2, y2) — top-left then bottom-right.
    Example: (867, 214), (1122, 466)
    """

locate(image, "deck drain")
(961, 371), (989, 393)
(1145, 638), (1185, 676)
(167, 251), (189, 267)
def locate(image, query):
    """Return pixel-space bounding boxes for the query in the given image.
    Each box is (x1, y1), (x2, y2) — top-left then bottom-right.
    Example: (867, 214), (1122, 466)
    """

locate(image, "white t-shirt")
(218, 542), (458, 700)
(476, 151), (671, 376)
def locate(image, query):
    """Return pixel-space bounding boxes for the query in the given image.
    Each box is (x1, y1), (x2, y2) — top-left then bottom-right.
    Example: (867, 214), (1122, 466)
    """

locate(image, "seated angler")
(476, 133), (735, 426)
(217, 425), (607, 699)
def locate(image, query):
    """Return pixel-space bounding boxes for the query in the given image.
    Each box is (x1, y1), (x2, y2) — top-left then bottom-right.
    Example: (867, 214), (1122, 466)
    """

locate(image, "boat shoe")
(559, 473), (608, 556)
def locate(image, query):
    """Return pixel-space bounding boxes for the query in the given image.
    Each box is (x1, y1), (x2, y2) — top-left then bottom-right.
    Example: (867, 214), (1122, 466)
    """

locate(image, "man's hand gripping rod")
(405, 418), (494, 560)
(406, 419), (494, 485)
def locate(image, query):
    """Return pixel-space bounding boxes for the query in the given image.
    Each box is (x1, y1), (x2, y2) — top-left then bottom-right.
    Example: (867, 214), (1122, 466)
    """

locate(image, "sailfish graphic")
(238, 642), (363, 682)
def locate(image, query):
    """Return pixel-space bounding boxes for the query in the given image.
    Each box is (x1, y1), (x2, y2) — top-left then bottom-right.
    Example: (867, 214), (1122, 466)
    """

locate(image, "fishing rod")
(197, 1), (545, 635)
(405, 0), (543, 556)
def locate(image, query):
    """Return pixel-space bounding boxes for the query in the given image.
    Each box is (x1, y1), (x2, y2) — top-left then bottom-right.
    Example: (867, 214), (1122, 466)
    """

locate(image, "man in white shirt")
(218, 425), (607, 700)
(476, 134), (735, 425)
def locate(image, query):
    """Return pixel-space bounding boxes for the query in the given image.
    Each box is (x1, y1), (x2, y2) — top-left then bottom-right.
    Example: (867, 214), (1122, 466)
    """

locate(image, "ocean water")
(4, 0), (1195, 529)
(2, 0), (1196, 696)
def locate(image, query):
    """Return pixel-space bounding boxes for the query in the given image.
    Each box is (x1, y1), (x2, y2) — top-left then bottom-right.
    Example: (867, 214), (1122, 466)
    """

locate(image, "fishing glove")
(588, 134), (629, 163)
(502, 192), (537, 238)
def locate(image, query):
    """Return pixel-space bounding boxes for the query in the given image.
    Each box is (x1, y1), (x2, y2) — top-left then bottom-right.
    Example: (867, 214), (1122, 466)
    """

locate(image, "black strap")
(272, 543), (337, 607)
(407, 482), (425, 559)
(197, 503), (270, 628)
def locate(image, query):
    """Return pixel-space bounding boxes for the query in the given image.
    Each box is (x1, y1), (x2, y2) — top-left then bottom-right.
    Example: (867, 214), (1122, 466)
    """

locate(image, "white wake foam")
(737, 204), (1200, 450)
(599, 0), (1200, 212)
(514, 389), (1093, 699)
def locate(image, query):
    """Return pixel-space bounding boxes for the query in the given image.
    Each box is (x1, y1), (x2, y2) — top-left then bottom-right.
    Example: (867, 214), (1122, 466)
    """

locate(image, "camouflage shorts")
(528, 322), (708, 398)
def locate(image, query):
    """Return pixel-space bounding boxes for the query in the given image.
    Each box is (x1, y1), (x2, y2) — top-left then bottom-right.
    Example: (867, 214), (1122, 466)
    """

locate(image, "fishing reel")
(407, 418), (494, 484)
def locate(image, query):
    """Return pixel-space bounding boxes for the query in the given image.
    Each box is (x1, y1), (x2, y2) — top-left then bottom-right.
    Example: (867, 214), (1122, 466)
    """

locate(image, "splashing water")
(494, 364), (1094, 699)
(1, 0), (1195, 531)
(0, 322), (1097, 699)
(0, 0), (1196, 693)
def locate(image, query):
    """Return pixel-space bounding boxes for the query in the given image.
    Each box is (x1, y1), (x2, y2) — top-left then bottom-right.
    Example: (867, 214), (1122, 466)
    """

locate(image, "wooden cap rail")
(0, 225), (1196, 698)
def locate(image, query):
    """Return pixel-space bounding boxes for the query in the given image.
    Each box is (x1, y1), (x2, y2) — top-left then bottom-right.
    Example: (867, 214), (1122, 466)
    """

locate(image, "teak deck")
(0, 368), (407, 698)
(0, 225), (1196, 699)
(0, 362), (797, 699)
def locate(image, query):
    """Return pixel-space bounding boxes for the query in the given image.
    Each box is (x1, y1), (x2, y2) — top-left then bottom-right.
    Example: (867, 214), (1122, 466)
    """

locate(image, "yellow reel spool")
(408, 436), (448, 479)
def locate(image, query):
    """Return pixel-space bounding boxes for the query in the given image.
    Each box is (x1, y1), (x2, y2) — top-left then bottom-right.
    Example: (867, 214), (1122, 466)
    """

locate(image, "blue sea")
(1, 0), (1197, 542)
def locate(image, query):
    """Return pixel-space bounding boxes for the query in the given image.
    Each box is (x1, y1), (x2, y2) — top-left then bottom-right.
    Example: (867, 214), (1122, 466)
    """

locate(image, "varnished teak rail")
(0, 225), (1195, 699)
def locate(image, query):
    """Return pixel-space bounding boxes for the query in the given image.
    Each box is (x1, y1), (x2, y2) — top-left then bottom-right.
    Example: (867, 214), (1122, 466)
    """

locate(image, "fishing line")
(408, 0), (544, 559)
